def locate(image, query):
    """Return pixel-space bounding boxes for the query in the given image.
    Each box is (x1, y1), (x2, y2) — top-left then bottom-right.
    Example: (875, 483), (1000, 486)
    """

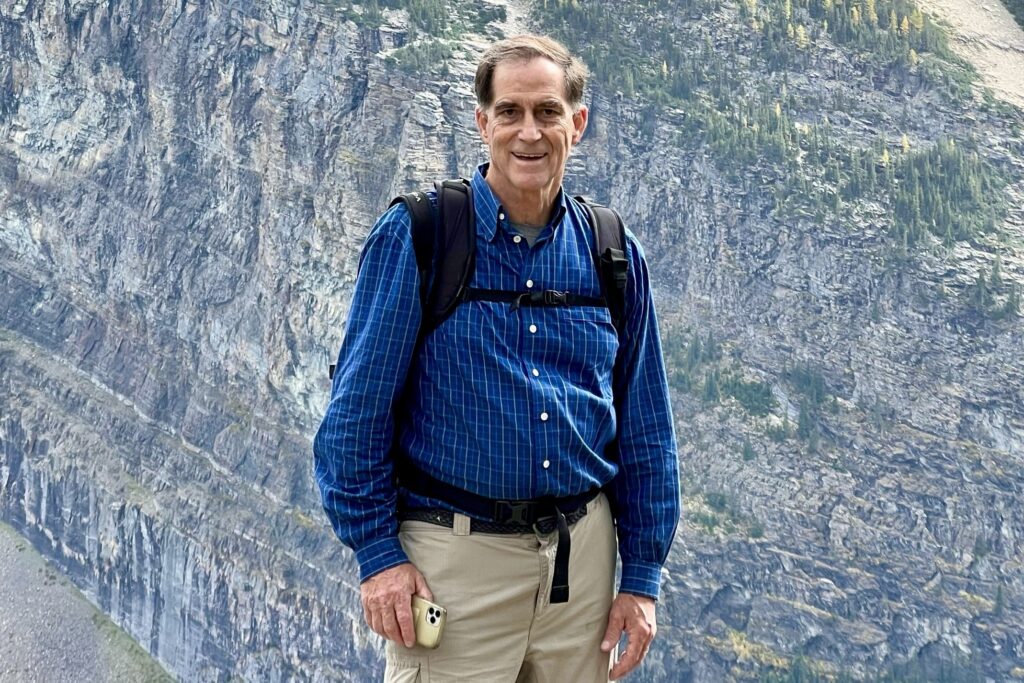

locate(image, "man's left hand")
(600, 592), (657, 680)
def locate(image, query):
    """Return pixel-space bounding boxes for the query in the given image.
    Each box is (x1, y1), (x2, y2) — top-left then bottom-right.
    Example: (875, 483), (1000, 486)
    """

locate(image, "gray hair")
(474, 34), (589, 111)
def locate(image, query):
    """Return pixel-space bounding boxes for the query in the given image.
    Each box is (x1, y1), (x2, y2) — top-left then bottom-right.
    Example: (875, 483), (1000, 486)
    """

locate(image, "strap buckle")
(543, 290), (568, 305)
(494, 501), (534, 525)
(509, 290), (569, 311)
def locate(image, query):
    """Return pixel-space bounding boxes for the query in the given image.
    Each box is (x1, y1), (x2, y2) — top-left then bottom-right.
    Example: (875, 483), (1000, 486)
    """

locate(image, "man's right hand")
(360, 562), (433, 648)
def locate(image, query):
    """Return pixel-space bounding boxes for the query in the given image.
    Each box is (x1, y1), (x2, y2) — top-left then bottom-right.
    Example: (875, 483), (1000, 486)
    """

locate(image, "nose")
(517, 113), (542, 143)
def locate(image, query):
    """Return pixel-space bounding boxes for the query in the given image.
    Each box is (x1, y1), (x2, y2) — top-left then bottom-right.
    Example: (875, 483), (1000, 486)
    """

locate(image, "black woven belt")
(396, 487), (600, 604)
(395, 457), (601, 604)
(400, 501), (591, 535)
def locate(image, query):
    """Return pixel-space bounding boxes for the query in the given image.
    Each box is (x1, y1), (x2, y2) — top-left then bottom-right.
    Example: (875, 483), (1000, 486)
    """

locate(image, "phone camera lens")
(428, 607), (436, 616)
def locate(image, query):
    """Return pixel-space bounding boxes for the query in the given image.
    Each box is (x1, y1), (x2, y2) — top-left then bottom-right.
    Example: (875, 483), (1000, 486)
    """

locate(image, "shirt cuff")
(355, 536), (409, 583)
(619, 559), (663, 600)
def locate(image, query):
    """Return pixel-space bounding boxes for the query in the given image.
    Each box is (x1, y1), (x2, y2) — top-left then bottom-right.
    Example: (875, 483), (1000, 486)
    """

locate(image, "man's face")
(475, 57), (588, 202)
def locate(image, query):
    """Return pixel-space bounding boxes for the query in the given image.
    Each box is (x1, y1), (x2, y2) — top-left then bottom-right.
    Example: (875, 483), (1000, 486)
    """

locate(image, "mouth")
(512, 152), (546, 161)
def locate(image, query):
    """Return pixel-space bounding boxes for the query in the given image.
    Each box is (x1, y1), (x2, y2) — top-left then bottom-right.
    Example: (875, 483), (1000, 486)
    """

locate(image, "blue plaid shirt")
(314, 165), (680, 599)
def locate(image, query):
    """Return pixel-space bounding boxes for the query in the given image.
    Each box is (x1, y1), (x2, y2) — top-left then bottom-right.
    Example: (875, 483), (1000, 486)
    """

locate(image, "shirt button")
(542, 460), (550, 469)
(540, 412), (549, 421)
(498, 212), (505, 220)
(526, 279), (534, 288)
(513, 235), (522, 244)
(529, 324), (537, 334)
(532, 369), (539, 377)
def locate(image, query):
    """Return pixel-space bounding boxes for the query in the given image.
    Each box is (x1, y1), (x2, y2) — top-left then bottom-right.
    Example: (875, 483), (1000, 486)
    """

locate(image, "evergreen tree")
(704, 370), (721, 403)
(865, 0), (878, 26)
(910, 7), (925, 32)
(687, 333), (703, 371)
(1003, 285), (1021, 318)
(742, 438), (756, 461)
(797, 397), (814, 439)
(795, 24), (809, 49)
(970, 269), (993, 312)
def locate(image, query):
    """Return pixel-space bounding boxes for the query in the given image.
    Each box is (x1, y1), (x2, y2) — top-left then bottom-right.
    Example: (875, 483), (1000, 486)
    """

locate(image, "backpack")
(329, 179), (628, 379)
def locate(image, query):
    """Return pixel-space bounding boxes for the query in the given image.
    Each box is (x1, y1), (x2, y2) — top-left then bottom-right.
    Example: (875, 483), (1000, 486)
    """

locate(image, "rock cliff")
(1, 0), (1023, 680)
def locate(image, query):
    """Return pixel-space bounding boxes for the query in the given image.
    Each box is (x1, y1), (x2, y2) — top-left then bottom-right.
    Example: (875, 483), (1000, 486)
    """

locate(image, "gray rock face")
(1, 0), (1023, 681)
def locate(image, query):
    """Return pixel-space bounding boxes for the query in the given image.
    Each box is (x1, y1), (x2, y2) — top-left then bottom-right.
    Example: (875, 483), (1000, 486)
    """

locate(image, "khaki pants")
(384, 493), (617, 683)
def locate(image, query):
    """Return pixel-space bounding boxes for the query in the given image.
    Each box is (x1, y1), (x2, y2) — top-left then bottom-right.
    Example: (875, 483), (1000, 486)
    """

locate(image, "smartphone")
(411, 595), (447, 649)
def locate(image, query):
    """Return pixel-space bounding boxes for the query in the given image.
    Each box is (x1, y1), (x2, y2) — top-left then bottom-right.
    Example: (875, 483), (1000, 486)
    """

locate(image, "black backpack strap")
(386, 180), (474, 334)
(575, 196), (628, 333)
(389, 190), (437, 315)
(463, 288), (605, 310)
(428, 179), (475, 333)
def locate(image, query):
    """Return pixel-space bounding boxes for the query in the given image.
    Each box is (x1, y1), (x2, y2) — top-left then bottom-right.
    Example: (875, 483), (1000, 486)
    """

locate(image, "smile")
(512, 152), (546, 160)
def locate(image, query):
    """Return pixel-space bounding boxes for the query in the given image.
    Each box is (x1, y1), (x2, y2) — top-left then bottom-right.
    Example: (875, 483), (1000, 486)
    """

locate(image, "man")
(314, 34), (679, 682)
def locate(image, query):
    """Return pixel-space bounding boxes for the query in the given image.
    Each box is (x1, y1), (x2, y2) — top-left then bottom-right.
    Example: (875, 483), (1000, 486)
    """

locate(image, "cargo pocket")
(383, 655), (422, 683)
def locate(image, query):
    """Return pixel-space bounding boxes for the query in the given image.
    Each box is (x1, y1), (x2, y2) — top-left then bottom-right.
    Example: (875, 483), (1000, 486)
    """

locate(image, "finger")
(382, 608), (402, 644)
(609, 648), (639, 680)
(414, 572), (434, 602)
(396, 595), (417, 648)
(609, 649), (636, 680)
(609, 627), (643, 680)
(600, 613), (624, 652)
(370, 610), (384, 639)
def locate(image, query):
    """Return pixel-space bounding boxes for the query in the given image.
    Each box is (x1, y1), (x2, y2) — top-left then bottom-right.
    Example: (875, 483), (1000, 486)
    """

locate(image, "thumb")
(413, 570), (434, 602)
(601, 611), (624, 652)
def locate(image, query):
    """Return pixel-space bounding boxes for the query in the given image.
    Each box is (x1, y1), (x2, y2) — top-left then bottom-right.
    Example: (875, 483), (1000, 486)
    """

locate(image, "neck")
(484, 177), (560, 226)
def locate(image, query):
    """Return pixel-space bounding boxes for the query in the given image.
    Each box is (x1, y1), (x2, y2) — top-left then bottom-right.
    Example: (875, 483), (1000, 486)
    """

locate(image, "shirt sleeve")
(312, 204), (421, 583)
(609, 230), (681, 600)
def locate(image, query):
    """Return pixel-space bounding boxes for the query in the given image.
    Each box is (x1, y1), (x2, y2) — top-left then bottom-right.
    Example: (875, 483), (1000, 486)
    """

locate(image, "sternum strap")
(462, 288), (606, 311)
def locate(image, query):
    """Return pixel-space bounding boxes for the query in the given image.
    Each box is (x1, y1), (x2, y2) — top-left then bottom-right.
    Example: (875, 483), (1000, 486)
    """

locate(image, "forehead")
(490, 57), (569, 105)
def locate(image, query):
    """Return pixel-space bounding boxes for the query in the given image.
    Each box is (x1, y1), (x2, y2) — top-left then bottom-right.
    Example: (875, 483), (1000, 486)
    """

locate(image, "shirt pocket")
(551, 306), (619, 394)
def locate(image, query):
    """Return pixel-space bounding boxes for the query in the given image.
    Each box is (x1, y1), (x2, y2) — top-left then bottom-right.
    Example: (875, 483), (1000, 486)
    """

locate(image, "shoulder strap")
(389, 190), (437, 315)
(575, 196), (628, 332)
(429, 179), (475, 333)
(387, 180), (475, 334)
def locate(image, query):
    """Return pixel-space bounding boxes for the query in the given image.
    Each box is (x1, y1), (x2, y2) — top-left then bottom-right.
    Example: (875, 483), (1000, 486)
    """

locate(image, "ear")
(475, 106), (490, 144)
(571, 105), (589, 145)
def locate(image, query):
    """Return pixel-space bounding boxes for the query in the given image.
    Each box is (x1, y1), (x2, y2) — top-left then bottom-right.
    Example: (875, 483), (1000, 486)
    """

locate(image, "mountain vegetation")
(535, 0), (1009, 257)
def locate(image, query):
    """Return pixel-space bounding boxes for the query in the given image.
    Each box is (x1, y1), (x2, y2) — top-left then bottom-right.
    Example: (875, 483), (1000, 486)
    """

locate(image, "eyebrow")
(493, 98), (566, 110)
(537, 99), (565, 110)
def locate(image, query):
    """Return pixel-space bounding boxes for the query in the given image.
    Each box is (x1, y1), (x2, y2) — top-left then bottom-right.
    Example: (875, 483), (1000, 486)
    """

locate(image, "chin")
(509, 173), (553, 192)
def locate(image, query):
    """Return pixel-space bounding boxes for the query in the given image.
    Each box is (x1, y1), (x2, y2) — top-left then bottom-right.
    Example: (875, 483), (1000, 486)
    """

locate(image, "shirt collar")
(471, 163), (569, 243)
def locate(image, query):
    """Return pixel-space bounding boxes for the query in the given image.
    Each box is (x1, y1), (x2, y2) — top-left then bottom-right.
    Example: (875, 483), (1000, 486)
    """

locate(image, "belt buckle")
(494, 501), (532, 525)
